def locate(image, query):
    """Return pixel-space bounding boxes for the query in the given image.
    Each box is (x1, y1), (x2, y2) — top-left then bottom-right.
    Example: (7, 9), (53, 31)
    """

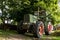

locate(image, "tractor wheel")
(17, 28), (26, 34)
(35, 22), (44, 38)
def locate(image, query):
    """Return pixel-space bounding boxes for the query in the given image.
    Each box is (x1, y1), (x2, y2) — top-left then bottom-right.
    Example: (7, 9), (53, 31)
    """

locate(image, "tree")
(0, 0), (58, 25)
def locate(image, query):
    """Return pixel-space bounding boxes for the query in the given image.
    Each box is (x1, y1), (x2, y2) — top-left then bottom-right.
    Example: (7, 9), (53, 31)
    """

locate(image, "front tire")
(17, 27), (26, 34)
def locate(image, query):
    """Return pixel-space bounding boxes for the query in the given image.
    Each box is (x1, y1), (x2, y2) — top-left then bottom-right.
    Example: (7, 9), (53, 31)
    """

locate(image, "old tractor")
(17, 10), (53, 38)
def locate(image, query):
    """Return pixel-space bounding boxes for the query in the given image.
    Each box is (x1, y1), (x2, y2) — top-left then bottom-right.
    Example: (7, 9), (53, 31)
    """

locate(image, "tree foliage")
(0, 0), (59, 25)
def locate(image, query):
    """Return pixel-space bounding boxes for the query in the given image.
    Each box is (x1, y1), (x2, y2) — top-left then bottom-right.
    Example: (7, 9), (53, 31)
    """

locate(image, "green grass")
(42, 35), (60, 40)
(0, 29), (60, 40)
(0, 30), (17, 37)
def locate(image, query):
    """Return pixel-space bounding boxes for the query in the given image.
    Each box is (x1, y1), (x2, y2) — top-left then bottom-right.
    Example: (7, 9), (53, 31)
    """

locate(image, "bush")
(51, 30), (60, 36)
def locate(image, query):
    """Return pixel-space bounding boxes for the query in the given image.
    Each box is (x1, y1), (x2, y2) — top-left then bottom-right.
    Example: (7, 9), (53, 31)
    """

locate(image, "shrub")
(51, 30), (60, 36)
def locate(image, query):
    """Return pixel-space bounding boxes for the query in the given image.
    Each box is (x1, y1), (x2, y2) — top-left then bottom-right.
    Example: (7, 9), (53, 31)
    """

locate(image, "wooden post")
(37, 7), (39, 19)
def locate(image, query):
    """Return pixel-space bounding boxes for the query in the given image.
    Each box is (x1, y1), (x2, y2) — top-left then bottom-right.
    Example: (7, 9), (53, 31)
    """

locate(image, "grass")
(41, 35), (60, 40)
(0, 29), (60, 40)
(0, 29), (17, 37)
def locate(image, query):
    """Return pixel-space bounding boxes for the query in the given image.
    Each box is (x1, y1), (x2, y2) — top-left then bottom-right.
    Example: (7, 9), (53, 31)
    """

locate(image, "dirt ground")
(0, 33), (36, 40)
(0, 34), (51, 40)
(0, 35), (30, 40)
(0, 33), (52, 40)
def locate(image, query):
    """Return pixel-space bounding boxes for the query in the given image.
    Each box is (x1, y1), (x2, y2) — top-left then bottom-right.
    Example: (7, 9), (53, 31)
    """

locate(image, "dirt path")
(0, 33), (53, 40)
(0, 34), (32, 40)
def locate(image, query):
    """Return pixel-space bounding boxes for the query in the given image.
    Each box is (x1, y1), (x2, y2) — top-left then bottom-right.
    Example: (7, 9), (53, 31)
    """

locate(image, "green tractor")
(17, 14), (38, 33)
(17, 10), (52, 38)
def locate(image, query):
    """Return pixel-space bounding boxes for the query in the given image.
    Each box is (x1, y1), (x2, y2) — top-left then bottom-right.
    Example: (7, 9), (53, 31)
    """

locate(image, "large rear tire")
(35, 22), (44, 38)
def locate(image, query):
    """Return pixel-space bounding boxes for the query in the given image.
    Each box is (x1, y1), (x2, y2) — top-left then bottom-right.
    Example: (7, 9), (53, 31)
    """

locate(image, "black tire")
(44, 27), (49, 35)
(36, 24), (41, 38)
(29, 24), (34, 33)
(35, 22), (44, 38)
(17, 28), (26, 34)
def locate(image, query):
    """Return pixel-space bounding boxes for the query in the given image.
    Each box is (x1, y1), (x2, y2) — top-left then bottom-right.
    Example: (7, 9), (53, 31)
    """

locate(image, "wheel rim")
(39, 26), (41, 36)
(38, 25), (44, 36)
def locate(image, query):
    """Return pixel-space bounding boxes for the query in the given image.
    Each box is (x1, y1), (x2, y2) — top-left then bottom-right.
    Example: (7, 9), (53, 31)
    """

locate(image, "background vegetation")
(0, 0), (59, 26)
